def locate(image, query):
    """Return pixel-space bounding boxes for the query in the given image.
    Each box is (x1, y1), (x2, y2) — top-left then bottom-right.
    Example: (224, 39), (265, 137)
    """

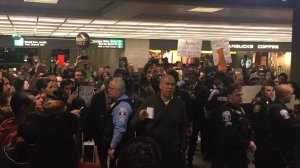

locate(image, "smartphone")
(80, 55), (89, 60)
(82, 141), (96, 163)
(71, 86), (77, 93)
(58, 54), (65, 66)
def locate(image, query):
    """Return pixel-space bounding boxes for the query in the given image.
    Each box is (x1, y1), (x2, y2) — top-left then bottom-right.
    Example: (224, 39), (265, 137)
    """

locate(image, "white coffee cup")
(147, 107), (154, 119)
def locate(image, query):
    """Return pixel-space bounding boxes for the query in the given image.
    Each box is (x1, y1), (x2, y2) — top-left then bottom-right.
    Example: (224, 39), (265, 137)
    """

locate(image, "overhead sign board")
(95, 39), (125, 49)
(229, 43), (280, 50)
(13, 38), (47, 47)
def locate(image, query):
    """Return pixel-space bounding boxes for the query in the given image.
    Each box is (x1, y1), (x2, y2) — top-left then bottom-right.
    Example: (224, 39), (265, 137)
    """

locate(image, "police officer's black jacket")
(205, 87), (227, 121)
(215, 102), (254, 155)
(174, 85), (193, 123)
(188, 82), (209, 122)
(249, 95), (273, 135)
(269, 99), (300, 154)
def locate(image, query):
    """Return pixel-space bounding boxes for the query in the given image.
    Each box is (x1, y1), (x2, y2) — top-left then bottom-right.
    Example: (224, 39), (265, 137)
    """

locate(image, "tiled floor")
(191, 142), (300, 168)
(191, 141), (255, 168)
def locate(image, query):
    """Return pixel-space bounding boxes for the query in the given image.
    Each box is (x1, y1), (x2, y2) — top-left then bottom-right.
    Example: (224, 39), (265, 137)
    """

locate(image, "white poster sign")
(211, 39), (232, 65)
(78, 86), (94, 106)
(177, 39), (202, 57)
(242, 85), (261, 103)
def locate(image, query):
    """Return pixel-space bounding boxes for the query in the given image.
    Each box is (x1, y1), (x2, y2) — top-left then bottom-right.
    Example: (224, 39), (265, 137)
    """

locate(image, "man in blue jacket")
(100, 77), (133, 168)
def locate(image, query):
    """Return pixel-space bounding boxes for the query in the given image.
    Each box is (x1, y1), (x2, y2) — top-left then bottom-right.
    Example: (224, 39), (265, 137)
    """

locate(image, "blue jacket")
(110, 94), (133, 149)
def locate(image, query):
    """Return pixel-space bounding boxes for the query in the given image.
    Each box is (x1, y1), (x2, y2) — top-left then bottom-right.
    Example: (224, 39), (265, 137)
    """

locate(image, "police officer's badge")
(222, 111), (231, 122)
(119, 107), (127, 122)
(253, 105), (261, 113)
(280, 109), (290, 119)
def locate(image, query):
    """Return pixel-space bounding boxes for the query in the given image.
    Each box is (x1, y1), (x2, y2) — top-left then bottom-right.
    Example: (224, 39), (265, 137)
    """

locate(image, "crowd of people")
(0, 55), (299, 168)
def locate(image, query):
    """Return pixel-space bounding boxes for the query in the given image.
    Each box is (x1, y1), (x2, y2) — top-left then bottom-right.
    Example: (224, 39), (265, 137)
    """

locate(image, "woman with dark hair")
(14, 79), (30, 93)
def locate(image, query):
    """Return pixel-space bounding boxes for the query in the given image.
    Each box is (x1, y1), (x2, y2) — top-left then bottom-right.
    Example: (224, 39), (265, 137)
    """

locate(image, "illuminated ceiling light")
(66, 18), (93, 24)
(51, 32), (69, 36)
(139, 22), (162, 26)
(89, 33), (115, 37)
(36, 25), (57, 29)
(0, 15), (8, 20)
(84, 25), (105, 28)
(14, 25), (34, 28)
(39, 17), (65, 22)
(13, 21), (37, 25)
(78, 28), (98, 31)
(24, 0), (59, 4)
(0, 21), (10, 24)
(116, 21), (141, 25)
(91, 20), (118, 24)
(188, 7), (223, 13)
(163, 23), (187, 27)
(58, 27), (78, 30)
(60, 24), (83, 27)
(9, 16), (37, 21)
(68, 33), (78, 36)
(38, 22), (61, 26)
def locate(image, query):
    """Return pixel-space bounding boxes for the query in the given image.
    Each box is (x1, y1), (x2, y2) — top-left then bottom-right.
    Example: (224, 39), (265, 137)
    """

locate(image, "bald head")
(159, 75), (175, 100)
(160, 75), (175, 85)
(275, 84), (293, 103)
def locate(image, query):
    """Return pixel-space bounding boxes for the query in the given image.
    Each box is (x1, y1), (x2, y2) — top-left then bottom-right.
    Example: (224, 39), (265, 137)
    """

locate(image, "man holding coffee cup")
(132, 74), (187, 168)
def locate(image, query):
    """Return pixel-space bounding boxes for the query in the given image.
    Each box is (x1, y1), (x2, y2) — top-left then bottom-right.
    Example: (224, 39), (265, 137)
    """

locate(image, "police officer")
(269, 84), (300, 168)
(185, 72), (209, 167)
(249, 81), (274, 168)
(205, 71), (230, 160)
(100, 77), (133, 168)
(213, 83), (256, 168)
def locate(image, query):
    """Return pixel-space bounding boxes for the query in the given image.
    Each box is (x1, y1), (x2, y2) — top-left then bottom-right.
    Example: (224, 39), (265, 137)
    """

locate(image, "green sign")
(13, 38), (24, 47)
(97, 39), (124, 49)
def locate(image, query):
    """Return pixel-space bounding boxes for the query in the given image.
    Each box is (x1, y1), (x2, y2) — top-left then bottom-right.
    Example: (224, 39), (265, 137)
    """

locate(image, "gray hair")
(111, 77), (126, 93)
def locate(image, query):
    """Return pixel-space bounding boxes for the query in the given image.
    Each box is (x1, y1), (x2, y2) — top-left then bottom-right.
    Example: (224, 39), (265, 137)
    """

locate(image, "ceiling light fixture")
(24, 0), (59, 4)
(188, 7), (223, 13)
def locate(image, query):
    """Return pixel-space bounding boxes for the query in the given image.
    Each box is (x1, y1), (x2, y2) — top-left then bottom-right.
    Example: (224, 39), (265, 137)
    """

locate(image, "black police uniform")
(249, 96), (273, 168)
(213, 102), (254, 168)
(269, 99), (300, 168)
(205, 87), (227, 160)
(186, 82), (209, 165)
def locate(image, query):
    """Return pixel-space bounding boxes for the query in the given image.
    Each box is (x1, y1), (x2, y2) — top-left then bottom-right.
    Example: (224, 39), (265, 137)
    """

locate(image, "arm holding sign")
(29, 62), (45, 89)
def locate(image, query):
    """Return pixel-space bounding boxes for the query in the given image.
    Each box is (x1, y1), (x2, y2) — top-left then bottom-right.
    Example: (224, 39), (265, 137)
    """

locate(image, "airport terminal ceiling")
(0, 0), (297, 42)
